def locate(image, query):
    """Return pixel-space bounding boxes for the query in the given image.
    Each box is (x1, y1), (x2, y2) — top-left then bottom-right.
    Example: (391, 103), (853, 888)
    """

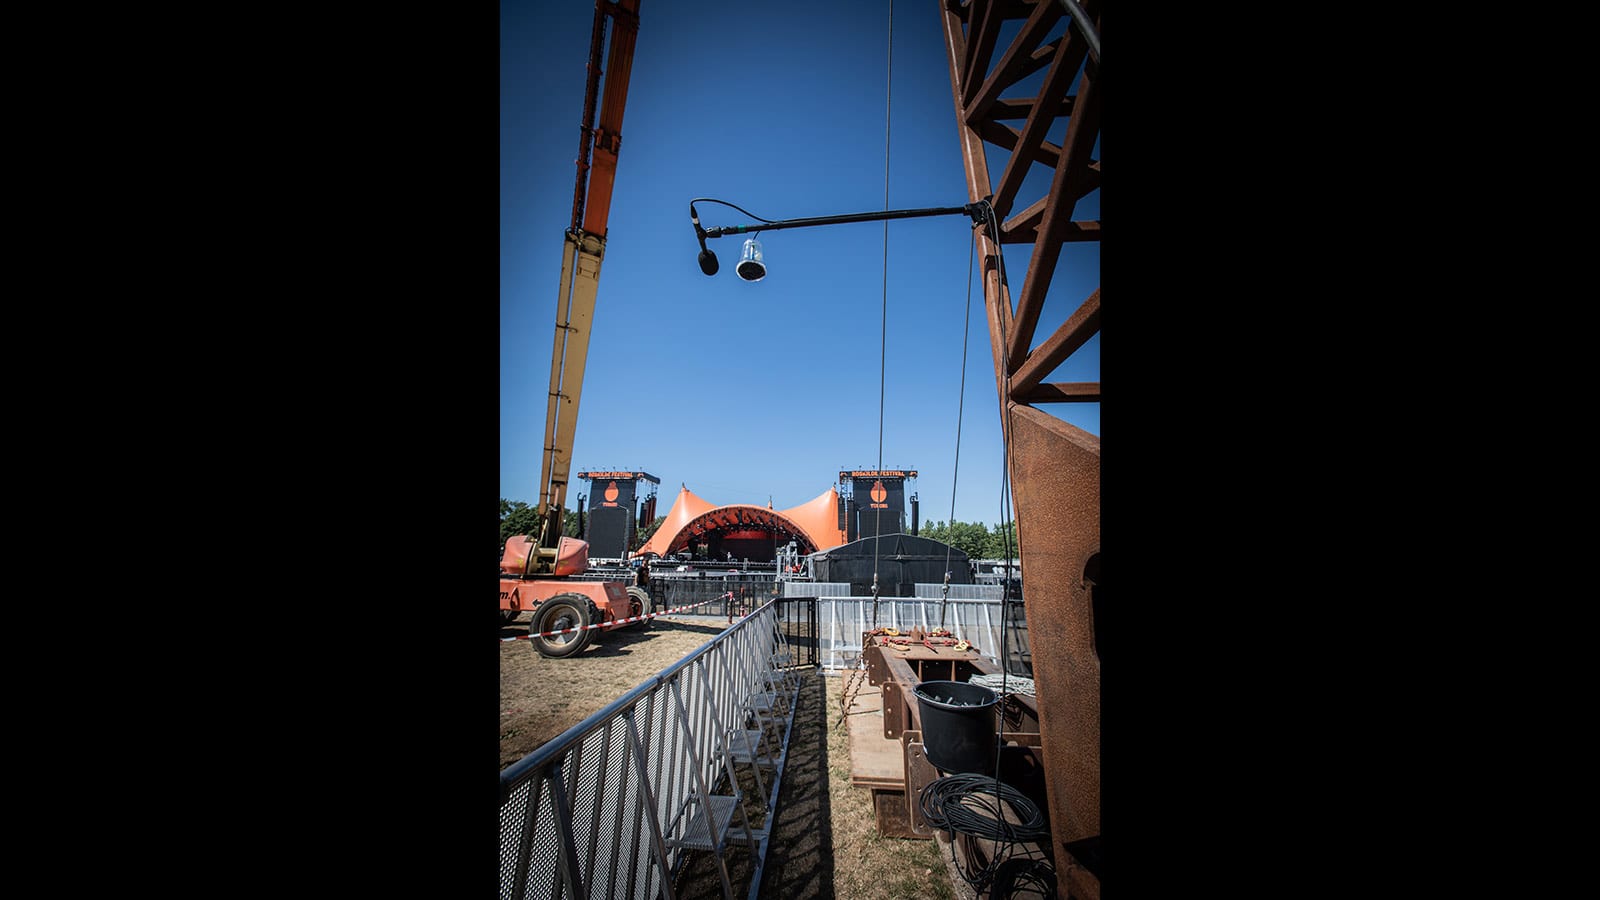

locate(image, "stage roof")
(634, 484), (848, 558)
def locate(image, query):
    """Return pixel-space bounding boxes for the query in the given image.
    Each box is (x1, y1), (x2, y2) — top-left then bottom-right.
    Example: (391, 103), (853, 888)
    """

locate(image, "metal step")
(669, 795), (739, 853)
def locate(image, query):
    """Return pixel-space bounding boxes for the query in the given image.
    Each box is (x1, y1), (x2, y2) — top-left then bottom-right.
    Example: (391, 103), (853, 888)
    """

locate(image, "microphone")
(691, 203), (719, 275)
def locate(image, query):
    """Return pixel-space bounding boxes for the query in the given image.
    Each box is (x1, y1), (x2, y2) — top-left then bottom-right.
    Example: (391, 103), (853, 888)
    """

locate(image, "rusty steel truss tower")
(939, 0), (1101, 893)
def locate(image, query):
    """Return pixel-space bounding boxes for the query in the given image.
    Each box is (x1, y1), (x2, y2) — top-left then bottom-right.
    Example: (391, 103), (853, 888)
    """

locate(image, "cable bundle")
(919, 774), (1050, 893)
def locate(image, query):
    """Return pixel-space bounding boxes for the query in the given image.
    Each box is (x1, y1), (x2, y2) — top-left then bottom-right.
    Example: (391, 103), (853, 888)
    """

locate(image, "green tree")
(984, 521), (1017, 559)
(919, 519), (993, 560)
(946, 520), (993, 559)
(500, 498), (583, 546)
(500, 499), (540, 545)
(632, 516), (666, 552)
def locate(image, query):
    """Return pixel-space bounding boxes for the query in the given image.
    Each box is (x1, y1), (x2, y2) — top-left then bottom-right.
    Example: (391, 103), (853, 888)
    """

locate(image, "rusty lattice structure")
(939, 0), (1100, 892)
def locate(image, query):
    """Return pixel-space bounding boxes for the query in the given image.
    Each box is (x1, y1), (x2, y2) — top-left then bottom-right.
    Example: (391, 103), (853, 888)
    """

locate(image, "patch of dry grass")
(825, 672), (961, 900)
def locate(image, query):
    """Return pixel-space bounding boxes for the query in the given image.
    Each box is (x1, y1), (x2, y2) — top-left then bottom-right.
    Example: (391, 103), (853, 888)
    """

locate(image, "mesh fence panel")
(814, 596), (1032, 671)
(528, 779), (558, 899)
(498, 778), (534, 899)
(500, 604), (792, 898)
(569, 732), (605, 897)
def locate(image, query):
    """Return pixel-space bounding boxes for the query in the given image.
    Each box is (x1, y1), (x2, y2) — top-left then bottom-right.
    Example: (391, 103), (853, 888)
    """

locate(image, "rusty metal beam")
(991, 26), (1082, 220)
(942, 1), (1101, 882)
(1009, 288), (1099, 397)
(1019, 35), (1064, 81)
(1001, 166), (1099, 241)
(1062, 855), (1101, 900)
(1018, 382), (1099, 403)
(961, 0), (1004, 108)
(989, 95), (1075, 120)
(942, 1), (1015, 445)
(1003, 213), (1098, 245)
(964, 0), (1063, 124)
(1007, 54), (1099, 373)
(1006, 405), (1098, 849)
(976, 119), (1062, 172)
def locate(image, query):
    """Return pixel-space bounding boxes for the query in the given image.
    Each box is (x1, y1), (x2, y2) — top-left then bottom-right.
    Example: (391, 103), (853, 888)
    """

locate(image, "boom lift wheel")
(498, 609), (521, 628)
(531, 593), (596, 658)
(626, 586), (653, 628)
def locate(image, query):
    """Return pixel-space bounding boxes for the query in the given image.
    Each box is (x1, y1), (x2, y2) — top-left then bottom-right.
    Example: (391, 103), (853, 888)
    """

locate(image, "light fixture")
(689, 197), (991, 280)
(736, 237), (766, 282)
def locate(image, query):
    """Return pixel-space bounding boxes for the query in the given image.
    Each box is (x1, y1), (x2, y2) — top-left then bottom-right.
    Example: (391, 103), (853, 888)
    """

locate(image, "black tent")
(810, 533), (973, 597)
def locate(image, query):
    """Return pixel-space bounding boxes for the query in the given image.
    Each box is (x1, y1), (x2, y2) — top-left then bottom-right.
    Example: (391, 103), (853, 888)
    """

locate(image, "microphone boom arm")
(700, 202), (987, 239)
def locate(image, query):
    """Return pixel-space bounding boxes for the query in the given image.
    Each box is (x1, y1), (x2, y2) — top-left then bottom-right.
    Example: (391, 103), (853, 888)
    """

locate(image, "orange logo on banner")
(870, 479), (889, 508)
(603, 481), (619, 507)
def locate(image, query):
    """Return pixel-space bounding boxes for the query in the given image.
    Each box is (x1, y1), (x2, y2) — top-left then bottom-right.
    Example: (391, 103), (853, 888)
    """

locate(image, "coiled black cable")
(919, 773), (1048, 841)
(919, 773), (1050, 891)
(990, 857), (1058, 899)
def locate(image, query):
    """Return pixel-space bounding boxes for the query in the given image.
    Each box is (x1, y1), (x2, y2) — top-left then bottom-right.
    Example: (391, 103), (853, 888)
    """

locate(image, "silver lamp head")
(736, 237), (766, 282)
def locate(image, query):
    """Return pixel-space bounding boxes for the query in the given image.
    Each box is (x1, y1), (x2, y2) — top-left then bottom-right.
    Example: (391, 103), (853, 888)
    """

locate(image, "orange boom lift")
(499, 0), (648, 658)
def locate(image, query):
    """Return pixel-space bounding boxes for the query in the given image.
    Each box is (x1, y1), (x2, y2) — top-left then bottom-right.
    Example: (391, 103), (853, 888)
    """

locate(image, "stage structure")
(810, 532), (972, 598)
(634, 483), (849, 563)
(574, 470), (659, 560)
(838, 468), (917, 541)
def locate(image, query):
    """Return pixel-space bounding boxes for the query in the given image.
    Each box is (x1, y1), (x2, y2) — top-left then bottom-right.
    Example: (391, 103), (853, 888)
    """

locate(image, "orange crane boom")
(501, 0), (648, 659)
(535, 0), (642, 556)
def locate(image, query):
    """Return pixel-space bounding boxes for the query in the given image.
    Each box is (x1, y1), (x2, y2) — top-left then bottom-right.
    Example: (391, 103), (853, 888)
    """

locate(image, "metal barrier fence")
(647, 575), (782, 624)
(814, 594), (1031, 674)
(499, 599), (809, 900)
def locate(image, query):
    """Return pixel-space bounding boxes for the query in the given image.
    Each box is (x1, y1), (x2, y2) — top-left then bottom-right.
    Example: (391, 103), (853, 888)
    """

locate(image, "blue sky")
(501, 0), (1098, 528)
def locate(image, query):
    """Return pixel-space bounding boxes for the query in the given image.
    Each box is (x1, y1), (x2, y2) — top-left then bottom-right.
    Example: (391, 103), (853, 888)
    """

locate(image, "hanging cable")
(982, 201), (1019, 693)
(686, 196), (780, 224)
(971, 203), (1048, 892)
(940, 229), (976, 630)
(870, 0), (894, 630)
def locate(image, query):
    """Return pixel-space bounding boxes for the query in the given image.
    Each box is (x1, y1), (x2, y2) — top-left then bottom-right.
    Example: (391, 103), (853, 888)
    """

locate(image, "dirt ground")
(499, 611), (968, 899)
(499, 611), (733, 766)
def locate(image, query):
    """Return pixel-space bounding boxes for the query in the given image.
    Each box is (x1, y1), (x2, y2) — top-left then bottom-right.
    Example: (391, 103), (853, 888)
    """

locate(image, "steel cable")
(870, 0), (894, 629)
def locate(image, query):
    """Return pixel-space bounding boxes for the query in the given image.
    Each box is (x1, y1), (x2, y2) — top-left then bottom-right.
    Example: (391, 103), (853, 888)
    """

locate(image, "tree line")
(915, 519), (1018, 561)
(500, 498), (663, 551)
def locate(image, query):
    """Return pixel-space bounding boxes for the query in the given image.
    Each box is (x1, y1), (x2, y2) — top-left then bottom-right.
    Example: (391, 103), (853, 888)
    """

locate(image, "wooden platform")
(843, 674), (941, 839)
(845, 636), (1051, 845)
(843, 680), (902, 790)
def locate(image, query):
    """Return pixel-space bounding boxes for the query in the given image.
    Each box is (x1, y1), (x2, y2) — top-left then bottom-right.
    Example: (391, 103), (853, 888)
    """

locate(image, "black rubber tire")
(498, 608), (521, 627)
(626, 586), (653, 629)
(531, 594), (594, 658)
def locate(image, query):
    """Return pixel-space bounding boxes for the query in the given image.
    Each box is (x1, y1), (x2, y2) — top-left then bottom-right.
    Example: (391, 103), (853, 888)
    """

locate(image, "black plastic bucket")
(913, 680), (999, 775)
